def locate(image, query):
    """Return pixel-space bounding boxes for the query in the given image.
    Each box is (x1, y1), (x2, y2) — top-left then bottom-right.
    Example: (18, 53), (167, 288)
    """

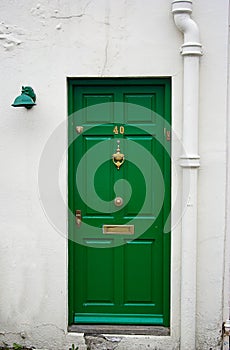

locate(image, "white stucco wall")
(194, 2), (229, 349)
(0, 1), (229, 349)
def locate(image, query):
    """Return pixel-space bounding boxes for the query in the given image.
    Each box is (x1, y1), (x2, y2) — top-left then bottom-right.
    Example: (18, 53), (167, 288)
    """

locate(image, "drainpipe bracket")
(180, 155), (200, 168)
(171, 0), (192, 14)
(180, 42), (203, 56)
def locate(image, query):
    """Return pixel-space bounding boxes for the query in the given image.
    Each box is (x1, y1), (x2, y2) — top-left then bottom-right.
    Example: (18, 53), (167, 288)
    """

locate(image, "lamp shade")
(12, 86), (36, 109)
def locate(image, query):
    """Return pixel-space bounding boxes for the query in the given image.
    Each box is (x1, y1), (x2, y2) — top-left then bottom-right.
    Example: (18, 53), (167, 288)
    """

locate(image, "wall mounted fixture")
(12, 86), (36, 109)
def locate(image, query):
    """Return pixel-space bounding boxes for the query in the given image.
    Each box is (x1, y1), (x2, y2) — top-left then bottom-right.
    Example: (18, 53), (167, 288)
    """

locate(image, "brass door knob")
(114, 197), (123, 207)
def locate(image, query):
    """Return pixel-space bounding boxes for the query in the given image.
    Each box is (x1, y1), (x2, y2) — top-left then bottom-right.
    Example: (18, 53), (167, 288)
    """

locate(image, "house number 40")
(113, 126), (125, 135)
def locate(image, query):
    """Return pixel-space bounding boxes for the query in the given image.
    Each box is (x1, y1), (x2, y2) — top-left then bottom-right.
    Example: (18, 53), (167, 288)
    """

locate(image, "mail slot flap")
(103, 225), (134, 235)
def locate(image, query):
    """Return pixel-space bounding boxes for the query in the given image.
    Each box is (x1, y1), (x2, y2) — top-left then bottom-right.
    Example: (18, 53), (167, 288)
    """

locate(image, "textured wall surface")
(0, 0), (229, 349)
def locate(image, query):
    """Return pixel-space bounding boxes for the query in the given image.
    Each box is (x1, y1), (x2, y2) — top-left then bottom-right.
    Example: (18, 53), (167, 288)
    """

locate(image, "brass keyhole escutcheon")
(112, 140), (125, 170)
(114, 197), (123, 207)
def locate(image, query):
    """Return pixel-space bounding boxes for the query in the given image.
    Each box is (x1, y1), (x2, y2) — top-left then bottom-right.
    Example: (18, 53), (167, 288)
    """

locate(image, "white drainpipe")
(171, 1), (203, 349)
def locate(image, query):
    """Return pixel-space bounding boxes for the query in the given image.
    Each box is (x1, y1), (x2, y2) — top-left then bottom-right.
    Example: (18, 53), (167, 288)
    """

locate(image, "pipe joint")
(180, 155), (200, 168)
(181, 42), (203, 56)
(172, 0), (193, 14)
(172, 1), (203, 56)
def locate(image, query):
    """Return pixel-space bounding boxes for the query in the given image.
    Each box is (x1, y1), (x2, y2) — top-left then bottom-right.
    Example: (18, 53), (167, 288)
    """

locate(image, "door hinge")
(164, 128), (171, 141)
(76, 126), (84, 134)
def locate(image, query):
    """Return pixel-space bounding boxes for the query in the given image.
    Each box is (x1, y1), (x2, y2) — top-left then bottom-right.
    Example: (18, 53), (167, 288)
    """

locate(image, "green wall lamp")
(12, 86), (36, 109)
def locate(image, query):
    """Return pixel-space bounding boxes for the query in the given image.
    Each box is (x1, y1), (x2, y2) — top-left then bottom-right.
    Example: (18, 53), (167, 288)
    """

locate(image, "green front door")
(68, 78), (171, 326)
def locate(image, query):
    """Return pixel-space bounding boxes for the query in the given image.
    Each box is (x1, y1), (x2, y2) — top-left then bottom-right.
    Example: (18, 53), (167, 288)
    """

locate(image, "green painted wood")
(74, 314), (164, 325)
(68, 78), (171, 326)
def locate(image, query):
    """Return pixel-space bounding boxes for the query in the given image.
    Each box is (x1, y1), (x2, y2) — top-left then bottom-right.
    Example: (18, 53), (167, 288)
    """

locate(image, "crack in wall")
(51, 0), (94, 20)
(101, 2), (110, 76)
(51, 14), (84, 19)
(101, 39), (109, 76)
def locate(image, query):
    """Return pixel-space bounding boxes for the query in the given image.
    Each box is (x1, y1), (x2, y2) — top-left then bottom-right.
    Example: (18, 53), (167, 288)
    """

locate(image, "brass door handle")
(75, 210), (82, 227)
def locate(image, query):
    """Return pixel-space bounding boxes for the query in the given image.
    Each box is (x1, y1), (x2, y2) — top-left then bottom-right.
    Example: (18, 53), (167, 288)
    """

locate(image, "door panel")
(124, 240), (156, 304)
(68, 78), (171, 326)
(85, 246), (115, 304)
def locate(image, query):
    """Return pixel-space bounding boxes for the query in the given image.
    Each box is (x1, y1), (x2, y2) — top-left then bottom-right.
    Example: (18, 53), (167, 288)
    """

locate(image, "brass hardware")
(113, 125), (125, 135)
(112, 140), (125, 170)
(166, 130), (171, 141)
(113, 126), (119, 134)
(164, 128), (171, 141)
(114, 197), (123, 207)
(120, 126), (125, 134)
(75, 210), (82, 227)
(76, 126), (84, 134)
(103, 225), (134, 235)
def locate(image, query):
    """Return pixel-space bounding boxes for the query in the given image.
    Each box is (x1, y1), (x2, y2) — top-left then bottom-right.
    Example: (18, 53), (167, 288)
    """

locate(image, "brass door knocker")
(112, 140), (125, 170)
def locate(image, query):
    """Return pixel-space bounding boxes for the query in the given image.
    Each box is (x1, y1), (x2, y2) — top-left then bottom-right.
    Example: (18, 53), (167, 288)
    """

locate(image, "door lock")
(75, 210), (82, 227)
